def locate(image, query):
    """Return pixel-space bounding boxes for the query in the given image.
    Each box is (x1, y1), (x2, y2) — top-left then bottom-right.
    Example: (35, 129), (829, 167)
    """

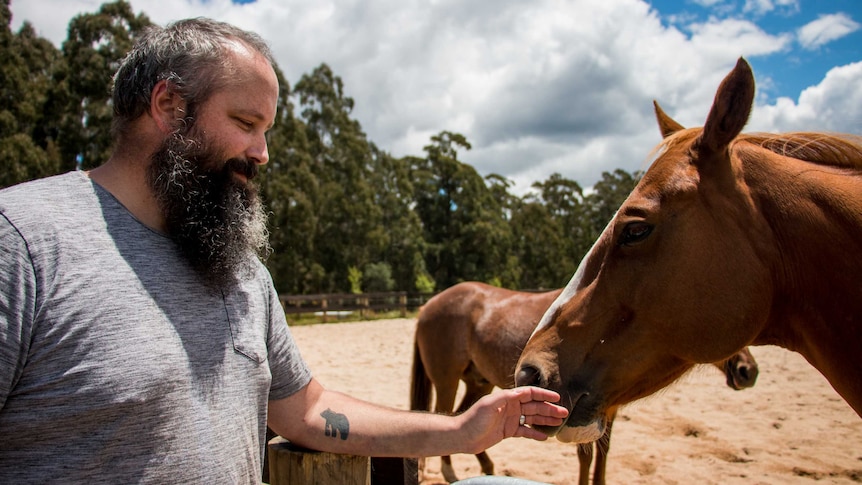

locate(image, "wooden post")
(399, 293), (407, 318)
(267, 436), (419, 485)
(321, 298), (328, 323)
(268, 437), (369, 485)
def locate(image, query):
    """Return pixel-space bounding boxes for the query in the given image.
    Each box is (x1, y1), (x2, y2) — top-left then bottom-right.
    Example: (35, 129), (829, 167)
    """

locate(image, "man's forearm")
(271, 384), (470, 457)
(268, 378), (567, 458)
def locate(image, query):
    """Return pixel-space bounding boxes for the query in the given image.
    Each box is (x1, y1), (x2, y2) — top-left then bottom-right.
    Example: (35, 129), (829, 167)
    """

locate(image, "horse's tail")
(410, 338), (432, 412)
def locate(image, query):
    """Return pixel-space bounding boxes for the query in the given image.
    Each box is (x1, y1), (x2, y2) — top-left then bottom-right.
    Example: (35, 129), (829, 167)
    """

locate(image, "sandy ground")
(288, 318), (862, 485)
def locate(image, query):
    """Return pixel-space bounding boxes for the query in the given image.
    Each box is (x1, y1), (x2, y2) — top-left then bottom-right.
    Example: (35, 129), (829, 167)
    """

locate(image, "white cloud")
(8, 0), (98, 45)
(743, 0), (800, 16)
(797, 13), (861, 50)
(690, 0), (724, 6)
(749, 61), (862, 134)
(8, 0), (857, 195)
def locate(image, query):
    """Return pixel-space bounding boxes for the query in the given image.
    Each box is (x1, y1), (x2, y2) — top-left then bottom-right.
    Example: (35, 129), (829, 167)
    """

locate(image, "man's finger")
(514, 386), (561, 404)
(515, 425), (551, 441)
(521, 400), (568, 418)
(526, 414), (566, 427)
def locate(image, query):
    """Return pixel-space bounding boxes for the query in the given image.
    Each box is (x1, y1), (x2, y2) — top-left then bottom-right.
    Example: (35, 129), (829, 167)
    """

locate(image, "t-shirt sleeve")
(265, 279), (312, 401)
(0, 213), (36, 410)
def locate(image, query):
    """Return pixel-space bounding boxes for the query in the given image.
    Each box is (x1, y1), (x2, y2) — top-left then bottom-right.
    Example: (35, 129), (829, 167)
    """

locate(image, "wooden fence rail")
(278, 292), (435, 322)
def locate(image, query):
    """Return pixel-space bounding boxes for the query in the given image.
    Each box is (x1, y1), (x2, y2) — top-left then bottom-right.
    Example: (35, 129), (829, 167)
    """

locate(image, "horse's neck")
(751, 154), (862, 290)
(750, 156), (862, 416)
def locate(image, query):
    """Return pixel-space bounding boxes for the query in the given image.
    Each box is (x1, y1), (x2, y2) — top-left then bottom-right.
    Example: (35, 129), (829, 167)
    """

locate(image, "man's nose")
(247, 136), (269, 165)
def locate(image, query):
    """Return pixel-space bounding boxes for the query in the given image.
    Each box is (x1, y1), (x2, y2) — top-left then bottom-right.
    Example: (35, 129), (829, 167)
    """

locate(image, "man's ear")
(150, 79), (186, 134)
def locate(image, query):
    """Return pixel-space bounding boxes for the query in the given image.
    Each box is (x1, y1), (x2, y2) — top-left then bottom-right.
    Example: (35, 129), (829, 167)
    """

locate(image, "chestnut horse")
(515, 58), (862, 446)
(411, 281), (759, 483)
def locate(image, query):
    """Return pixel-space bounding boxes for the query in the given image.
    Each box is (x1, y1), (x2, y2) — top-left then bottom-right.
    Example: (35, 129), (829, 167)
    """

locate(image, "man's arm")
(268, 377), (567, 458)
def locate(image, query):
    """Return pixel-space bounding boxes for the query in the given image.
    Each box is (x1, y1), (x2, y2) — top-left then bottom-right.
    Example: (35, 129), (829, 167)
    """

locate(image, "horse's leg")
(455, 374), (496, 477)
(435, 377), (462, 483)
(592, 407), (617, 485)
(576, 442), (593, 485)
(440, 456), (457, 484)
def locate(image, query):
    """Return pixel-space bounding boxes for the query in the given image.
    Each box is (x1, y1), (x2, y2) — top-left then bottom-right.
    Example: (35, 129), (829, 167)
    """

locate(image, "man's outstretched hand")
(458, 386), (569, 454)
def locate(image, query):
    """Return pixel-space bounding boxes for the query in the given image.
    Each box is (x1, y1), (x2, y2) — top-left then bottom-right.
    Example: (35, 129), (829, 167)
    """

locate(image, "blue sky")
(649, 0), (861, 102)
(9, 0), (862, 194)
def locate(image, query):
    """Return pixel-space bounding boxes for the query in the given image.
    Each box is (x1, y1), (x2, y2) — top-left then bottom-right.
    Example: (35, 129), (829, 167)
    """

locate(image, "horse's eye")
(619, 221), (653, 246)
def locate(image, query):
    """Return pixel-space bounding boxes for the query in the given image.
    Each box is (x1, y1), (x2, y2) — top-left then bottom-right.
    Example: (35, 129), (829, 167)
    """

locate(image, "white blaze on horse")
(515, 58), (862, 445)
(411, 281), (759, 483)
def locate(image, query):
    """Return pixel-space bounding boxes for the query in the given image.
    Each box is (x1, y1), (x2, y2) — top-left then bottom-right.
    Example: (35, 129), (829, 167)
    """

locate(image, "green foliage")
(0, 0), (63, 187)
(510, 197), (573, 289)
(0, 1), (643, 297)
(57, 1), (152, 170)
(584, 168), (643, 241)
(258, 66), (322, 294)
(414, 272), (436, 293)
(0, 134), (59, 188)
(362, 262), (394, 293)
(410, 131), (514, 289)
(291, 64), (387, 293)
(347, 266), (362, 294)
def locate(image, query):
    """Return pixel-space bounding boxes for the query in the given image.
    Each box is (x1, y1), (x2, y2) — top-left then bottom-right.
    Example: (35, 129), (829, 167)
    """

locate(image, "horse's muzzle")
(529, 400), (607, 443)
(555, 417), (606, 443)
(516, 363), (607, 443)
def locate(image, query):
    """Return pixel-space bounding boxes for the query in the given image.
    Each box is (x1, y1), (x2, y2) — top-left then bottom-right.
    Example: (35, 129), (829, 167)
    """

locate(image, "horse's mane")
(738, 132), (862, 170)
(653, 129), (862, 170)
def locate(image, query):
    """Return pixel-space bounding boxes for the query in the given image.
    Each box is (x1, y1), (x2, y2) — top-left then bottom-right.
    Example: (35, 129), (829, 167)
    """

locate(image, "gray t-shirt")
(0, 171), (312, 483)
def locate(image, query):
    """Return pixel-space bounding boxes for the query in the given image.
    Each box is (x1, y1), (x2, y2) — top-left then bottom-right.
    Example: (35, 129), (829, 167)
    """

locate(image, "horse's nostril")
(742, 365), (758, 384)
(516, 364), (541, 387)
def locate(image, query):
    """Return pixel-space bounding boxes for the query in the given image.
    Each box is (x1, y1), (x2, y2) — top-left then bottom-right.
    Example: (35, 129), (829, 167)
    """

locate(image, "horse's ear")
(697, 57), (755, 155)
(654, 101), (685, 139)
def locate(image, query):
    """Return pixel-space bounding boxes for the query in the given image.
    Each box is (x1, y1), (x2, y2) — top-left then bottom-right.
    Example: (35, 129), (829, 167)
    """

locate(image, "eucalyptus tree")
(57, 0), (151, 170)
(512, 169), (640, 289)
(484, 173), (518, 219)
(0, 0), (63, 188)
(371, 149), (428, 292)
(411, 131), (513, 289)
(582, 168), (642, 244)
(257, 68), (326, 294)
(483, 173), (521, 287)
(509, 192), (574, 290)
(292, 64), (386, 292)
(530, 172), (593, 268)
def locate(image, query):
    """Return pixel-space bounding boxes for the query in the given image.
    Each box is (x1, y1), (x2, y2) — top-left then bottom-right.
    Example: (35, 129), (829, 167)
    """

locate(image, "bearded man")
(0, 17), (566, 483)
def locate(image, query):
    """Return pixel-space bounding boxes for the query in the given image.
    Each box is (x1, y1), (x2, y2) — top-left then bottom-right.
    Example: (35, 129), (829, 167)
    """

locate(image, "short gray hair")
(111, 17), (275, 139)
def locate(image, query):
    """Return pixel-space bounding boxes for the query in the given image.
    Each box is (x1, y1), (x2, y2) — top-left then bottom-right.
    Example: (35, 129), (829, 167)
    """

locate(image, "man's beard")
(147, 129), (271, 289)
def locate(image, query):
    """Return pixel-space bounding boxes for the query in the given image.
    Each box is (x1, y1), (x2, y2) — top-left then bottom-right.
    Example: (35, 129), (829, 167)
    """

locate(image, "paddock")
(287, 318), (862, 485)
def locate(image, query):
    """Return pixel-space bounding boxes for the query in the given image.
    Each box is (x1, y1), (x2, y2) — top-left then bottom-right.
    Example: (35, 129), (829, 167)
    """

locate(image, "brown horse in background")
(515, 58), (862, 447)
(411, 281), (759, 483)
